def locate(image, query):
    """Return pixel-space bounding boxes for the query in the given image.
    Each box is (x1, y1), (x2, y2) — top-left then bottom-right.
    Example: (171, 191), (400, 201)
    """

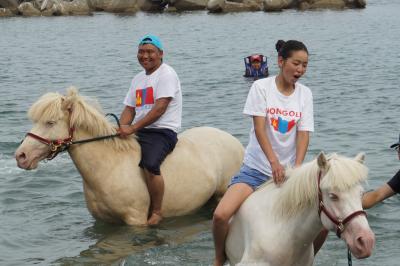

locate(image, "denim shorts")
(229, 164), (271, 191)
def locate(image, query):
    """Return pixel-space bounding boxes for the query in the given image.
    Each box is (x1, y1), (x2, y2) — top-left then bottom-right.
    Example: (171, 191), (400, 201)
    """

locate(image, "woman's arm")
(295, 131), (310, 167)
(253, 116), (285, 184)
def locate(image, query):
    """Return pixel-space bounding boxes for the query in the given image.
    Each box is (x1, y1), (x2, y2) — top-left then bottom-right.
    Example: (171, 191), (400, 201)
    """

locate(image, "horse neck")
(268, 162), (324, 243)
(253, 185), (324, 254)
(276, 162), (320, 217)
(288, 205), (324, 244)
(67, 128), (140, 185)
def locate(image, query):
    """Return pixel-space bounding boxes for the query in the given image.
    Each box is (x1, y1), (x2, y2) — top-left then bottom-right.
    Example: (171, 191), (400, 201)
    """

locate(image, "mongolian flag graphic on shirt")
(136, 87), (154, 107)
(270, 117), (296, 134)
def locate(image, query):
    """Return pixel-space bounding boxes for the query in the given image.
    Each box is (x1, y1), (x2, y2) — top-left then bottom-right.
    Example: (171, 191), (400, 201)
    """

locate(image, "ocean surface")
(0, 0), (399, 265)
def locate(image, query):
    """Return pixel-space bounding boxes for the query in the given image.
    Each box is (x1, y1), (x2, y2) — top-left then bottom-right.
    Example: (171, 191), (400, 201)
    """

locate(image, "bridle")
(26, 130), (74, 160)
(317, 171), (367, 238)
(23, 111), (120, 160)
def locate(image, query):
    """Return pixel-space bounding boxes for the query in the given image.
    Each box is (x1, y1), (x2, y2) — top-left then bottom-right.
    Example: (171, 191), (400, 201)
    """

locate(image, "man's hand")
(118, 125), (136, 138)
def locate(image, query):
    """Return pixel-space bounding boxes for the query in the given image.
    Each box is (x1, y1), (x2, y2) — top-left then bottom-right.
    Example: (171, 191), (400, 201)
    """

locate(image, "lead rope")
(348, 247), (352, 266)
(68, 113), (121, 146)
(105, 113), (121, 128)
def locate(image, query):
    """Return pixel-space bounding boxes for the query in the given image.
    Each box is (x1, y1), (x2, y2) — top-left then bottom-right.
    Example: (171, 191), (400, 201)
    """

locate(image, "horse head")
(317, 152), (375, 259)
(15, 87), (124, 170)
(15, 90), (73, 169)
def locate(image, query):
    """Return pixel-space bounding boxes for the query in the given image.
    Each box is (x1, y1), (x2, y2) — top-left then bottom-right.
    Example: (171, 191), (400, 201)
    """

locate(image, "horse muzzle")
(15, 147), (44, 170)
(344, 226), (375, 259)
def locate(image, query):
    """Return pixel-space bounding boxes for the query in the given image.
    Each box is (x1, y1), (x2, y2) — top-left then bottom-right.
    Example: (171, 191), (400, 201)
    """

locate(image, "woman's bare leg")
(212, 183), (253, 266)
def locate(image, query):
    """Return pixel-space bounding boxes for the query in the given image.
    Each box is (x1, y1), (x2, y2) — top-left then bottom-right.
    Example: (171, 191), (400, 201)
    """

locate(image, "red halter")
(317, 171), (367, 238)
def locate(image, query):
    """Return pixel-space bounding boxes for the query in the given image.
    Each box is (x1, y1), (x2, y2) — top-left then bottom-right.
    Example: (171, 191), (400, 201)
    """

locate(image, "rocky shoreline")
(0, 0), (366, 17)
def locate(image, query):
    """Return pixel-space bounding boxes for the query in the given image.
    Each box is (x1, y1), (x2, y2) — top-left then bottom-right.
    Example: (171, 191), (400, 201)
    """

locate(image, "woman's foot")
(147, 211), (162, 226)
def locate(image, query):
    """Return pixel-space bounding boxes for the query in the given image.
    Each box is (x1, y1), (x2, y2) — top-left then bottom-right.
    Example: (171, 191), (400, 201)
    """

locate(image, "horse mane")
(28, 92), (65, 123)
(266, 153), (368, 218)
(28, 87), (137, 152)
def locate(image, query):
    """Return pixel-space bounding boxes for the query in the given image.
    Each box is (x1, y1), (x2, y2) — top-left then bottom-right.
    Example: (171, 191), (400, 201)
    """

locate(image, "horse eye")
(46, 121), (56, 127)
(328, 193), (339, 201)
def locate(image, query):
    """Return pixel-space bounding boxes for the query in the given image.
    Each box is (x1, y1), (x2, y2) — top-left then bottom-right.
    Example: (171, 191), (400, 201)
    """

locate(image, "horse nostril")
(356, 236), (371, 250)
(17, 152), (26, 161)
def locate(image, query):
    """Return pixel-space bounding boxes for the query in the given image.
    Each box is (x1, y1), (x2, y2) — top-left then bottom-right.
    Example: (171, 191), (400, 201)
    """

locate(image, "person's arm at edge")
(362, 184), (395, 209)
(295, 131), (310, 167)
(253, 116), (285, 184)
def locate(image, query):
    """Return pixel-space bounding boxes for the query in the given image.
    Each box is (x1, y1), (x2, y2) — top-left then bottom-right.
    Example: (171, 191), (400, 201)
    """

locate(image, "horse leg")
(313, 228), (329, 255)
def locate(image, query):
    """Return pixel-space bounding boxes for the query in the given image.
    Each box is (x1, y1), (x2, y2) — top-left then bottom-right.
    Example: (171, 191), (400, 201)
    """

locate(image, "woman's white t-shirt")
(123, 63), (182, 133)
(243, 76), (314, 176)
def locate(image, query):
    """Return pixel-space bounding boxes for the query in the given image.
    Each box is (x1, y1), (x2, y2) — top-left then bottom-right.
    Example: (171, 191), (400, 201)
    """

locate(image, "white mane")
(260, 153), (368, 218)
(28, 87), (136, 152)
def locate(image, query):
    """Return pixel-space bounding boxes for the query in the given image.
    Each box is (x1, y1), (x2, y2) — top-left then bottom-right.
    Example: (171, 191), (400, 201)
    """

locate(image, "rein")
(317, 171), (367, 238)
(24, 113), (121, 160)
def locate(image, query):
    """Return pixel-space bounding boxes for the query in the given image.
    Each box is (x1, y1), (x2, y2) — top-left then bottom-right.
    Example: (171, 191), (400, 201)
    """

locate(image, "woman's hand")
(271, 161), (285, 185)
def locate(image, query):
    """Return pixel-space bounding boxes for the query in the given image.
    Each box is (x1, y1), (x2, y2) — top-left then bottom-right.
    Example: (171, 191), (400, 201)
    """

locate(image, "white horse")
(226, 152), (375, 265)
(15, 87), (244, 225)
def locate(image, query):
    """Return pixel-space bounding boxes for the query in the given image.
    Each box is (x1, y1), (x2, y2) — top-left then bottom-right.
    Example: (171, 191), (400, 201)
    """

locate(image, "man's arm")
(295, 131), (310, 167)
(362, 184), (395, 209)
(119, 97), (172, 136)
(120, 105), (136, 126)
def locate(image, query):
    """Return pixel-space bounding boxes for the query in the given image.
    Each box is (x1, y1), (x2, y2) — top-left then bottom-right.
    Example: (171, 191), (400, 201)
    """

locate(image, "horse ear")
(61, 96), (74, 111)
(67, 86), (79, 97)
(62, 86), (79, 111)
(317, 152), (329, 171)
(354, 152), (365, 164)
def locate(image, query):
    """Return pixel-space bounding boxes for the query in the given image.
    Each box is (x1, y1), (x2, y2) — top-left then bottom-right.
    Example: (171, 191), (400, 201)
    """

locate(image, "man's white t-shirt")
(243, 76), (314, 176)
(123, 63), (182, 133)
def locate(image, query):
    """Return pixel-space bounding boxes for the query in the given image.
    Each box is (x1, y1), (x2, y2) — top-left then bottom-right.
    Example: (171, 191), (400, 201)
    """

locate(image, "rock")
(41, 4), (58, 15)
(18, 2), (41, 16)
(137, 0), (167, 12)
(33, 0), (58, 11)
(223, 0), (261, 12)
(3, 0), (367, 16)
(263, 0), (291, 12)
(298, 1), (311, 10)
(104, 0), (138, 13)
(207, 0), (225, 13)
(65, 0), (91, 15)
(164, 4), (177, 11)
(208, 0), (261, 13)
(0, 7), (14, 16)
(0, 0), (19, 9)
(309, 0), (345, 9)
(87, 0), (138, 12)
(47, 0), (91, 15)
(172, 0), (207, 11)
(345, 0), (366, 8)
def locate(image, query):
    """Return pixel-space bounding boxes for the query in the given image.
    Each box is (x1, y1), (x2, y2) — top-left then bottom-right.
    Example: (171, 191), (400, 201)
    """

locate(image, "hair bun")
(275, 40), (286, 53)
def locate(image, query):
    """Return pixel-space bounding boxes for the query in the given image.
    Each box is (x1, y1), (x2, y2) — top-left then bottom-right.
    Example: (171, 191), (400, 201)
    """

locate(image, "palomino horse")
(15, 87), (244, 225)
(226, 152), (375, 265)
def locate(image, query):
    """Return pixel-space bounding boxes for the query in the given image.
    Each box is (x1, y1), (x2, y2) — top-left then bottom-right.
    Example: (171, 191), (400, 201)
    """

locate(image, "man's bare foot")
(213, 254), (226, 266)
(147, 211), (162, 226)
(213, 258), (225, 266)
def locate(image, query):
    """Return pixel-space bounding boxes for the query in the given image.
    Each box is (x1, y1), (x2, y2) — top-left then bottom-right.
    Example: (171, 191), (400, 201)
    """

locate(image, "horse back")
(159, 127), (244, 216)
